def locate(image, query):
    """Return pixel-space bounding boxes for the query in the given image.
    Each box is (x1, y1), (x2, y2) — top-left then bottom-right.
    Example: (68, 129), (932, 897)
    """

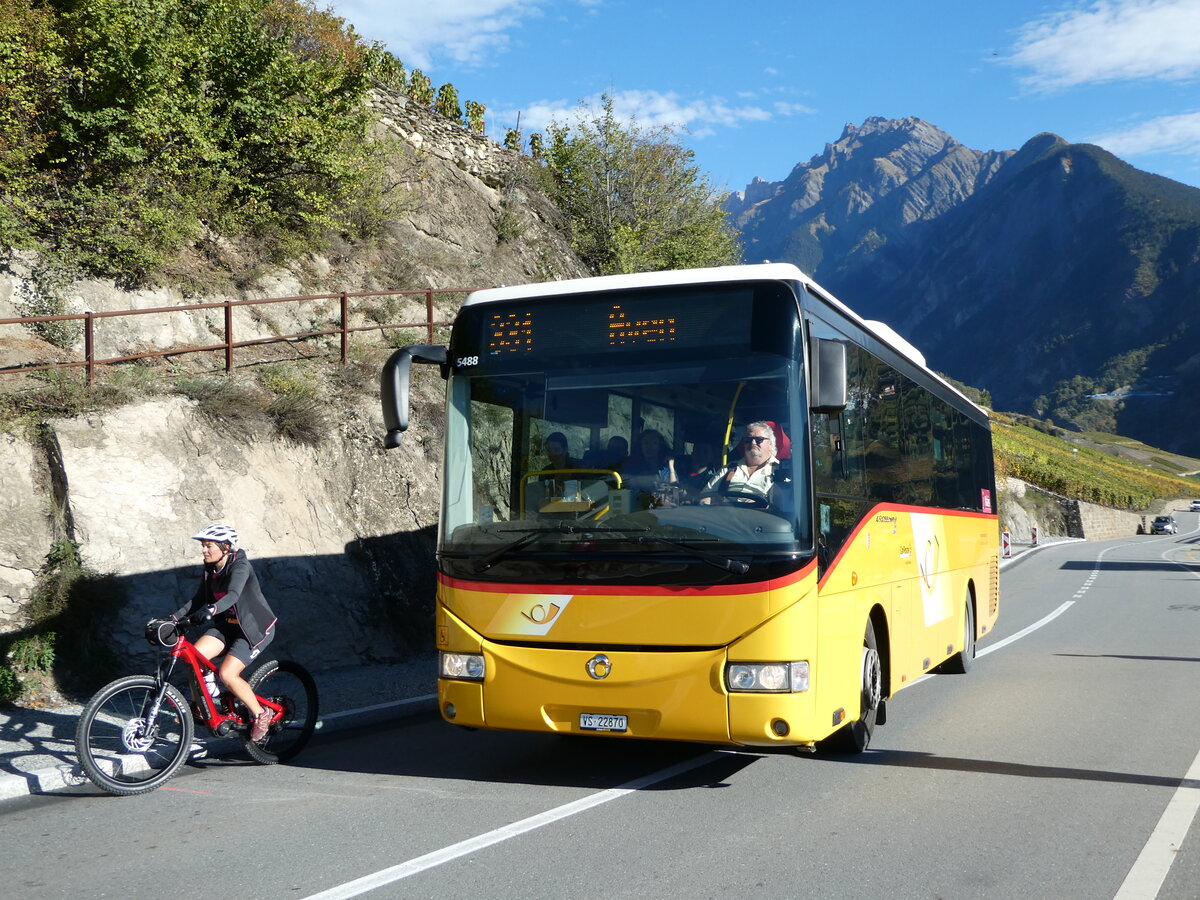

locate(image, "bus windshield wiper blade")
(635, 536), (750, 574)
(473, 523), (649, 573)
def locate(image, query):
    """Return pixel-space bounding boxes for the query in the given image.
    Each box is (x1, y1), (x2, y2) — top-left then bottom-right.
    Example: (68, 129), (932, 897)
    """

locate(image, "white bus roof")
(463, 263), (812, 306)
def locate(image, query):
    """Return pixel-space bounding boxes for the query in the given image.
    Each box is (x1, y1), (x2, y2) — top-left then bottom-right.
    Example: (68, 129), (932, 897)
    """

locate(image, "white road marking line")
(302, 752), (722, 900)
(1113, 745), (1200, 900)
(316, 694), (437, 728)
(1110, 530), (1200, 898)
(992, 530), (1200, 900)
(975, 600), (1074, 658)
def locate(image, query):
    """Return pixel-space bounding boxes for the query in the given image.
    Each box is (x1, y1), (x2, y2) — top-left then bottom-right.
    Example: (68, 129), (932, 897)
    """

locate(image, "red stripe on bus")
(440, 559), (818, 597)
(817, 503), (998, 590)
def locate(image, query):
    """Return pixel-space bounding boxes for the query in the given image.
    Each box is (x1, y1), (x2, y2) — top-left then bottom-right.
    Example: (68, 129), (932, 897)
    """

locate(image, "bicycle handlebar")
(143, 609), (211, 648)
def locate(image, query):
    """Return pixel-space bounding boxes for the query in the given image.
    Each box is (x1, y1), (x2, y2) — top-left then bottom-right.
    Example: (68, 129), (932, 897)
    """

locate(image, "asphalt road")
(4, 521), (1199, 900)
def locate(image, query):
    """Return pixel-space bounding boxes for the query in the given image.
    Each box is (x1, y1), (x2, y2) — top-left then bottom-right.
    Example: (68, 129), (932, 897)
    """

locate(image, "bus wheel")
(819, 620), (882, 754)
(937, 595), (975, 675)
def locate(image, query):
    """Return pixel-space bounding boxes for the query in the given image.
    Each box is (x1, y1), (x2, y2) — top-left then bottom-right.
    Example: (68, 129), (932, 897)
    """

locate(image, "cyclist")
(172, 524), (277, 742)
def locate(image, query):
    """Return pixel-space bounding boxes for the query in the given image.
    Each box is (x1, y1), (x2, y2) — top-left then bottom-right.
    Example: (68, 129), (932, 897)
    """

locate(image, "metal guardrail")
(0, 287), (477, 384)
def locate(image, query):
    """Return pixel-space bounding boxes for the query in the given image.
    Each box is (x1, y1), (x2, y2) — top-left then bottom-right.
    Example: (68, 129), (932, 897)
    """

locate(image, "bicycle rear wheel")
(75, 676), (194, 796)
(243, 659), (318, 764)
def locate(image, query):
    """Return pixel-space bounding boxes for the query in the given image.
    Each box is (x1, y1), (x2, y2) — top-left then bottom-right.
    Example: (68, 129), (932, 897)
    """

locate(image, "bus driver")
(700, 422), (784, 503)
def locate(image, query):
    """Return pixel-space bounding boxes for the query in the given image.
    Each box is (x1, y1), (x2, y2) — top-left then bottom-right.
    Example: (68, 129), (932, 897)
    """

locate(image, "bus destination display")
(480, 290), (751, 360)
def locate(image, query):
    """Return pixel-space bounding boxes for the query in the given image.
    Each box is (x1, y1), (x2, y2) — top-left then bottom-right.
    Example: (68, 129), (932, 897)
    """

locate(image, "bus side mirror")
(381, 344), (447, 449)
(809, 338), (847, 413)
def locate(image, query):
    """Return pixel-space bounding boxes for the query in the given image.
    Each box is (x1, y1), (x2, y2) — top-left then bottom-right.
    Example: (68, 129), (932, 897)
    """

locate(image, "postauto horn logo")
(586, 654), (612, 680)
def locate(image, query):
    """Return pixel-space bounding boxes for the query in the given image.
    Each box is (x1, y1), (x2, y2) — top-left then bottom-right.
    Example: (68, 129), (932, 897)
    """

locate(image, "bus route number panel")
(579, 713), (628, 732)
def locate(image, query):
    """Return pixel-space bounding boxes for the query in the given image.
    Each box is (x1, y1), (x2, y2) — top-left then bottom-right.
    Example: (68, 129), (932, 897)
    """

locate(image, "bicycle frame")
(158, 634), (283, 737)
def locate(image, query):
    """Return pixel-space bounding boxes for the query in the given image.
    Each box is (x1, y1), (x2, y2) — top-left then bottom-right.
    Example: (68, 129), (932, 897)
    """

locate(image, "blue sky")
(327, 0), (1200, 194)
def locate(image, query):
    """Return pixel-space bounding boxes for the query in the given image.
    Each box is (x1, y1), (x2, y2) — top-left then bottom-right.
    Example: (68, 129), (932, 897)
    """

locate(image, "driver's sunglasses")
(744, 435), (772, 445)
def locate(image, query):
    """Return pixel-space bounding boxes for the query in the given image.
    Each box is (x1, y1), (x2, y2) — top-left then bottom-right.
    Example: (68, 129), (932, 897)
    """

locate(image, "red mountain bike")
(74, 612), (318, 796)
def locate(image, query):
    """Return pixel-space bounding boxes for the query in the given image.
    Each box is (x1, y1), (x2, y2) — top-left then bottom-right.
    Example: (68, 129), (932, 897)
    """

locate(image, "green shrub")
(1, 540), (126, 702)
(1, 0), (398, 285)
(173, 374), (267, 429)
(257, 364), (316, 398)
(0, 668), (19, 704)
(266, 393), (326, 445)
(9, 633), (55, 672)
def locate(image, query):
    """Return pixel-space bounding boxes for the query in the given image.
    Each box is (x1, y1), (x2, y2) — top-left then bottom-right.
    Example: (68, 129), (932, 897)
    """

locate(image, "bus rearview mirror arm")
(381, 344), (448, 449)
(810, 338), (848, 413)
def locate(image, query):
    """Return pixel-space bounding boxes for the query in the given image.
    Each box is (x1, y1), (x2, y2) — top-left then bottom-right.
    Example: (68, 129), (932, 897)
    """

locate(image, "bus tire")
(819, 619), (882, 754)
(937, 594), (975, 675)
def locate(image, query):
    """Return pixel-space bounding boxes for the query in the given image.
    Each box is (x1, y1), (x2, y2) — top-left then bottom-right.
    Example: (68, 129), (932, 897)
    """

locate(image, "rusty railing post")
(84, 311), (95, 385)
(340, 293), (349, 364)
(426, 290), (435, 344)
(225, 302), (234, 373)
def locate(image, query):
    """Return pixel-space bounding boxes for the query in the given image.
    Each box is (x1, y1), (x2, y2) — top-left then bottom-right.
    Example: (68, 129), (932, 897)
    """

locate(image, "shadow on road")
(1059, 559), (1200, 573)
(831, 748), (1200, 791)
(295, 714), (765, 791)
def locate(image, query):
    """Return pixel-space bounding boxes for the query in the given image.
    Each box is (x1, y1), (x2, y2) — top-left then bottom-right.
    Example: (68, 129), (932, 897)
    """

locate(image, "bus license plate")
(579, 713), (627, 732)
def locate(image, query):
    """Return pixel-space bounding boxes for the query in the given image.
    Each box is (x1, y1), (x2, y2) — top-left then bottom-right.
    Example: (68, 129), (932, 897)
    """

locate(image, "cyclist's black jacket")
(174, 549), (277, 648)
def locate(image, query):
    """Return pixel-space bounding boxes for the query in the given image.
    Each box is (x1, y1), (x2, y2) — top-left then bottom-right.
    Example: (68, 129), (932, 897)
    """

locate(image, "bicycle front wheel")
(75, 676), (194, 796)
(243, 659), (318, 764)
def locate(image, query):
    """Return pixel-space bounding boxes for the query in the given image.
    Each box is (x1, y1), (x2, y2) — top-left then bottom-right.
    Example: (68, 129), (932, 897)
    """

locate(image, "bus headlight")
(726, 661), (809, 693)
(440, 652), (485, 680)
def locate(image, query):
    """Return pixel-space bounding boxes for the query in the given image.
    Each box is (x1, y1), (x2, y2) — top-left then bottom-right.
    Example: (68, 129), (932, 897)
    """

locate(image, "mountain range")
(725, 117), (1200, 458)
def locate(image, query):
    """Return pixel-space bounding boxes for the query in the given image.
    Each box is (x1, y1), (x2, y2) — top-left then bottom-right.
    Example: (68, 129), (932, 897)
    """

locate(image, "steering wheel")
(700, 489), (770, 510)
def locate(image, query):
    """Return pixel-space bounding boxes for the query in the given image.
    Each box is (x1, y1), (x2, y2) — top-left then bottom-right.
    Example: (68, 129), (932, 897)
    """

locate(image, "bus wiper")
(473, 523), (649, 573)
(635, 536), (750, 575)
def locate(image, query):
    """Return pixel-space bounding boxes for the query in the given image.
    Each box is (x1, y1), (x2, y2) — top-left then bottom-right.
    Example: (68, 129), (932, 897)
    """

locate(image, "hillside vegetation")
(992, 413), (1198, 510)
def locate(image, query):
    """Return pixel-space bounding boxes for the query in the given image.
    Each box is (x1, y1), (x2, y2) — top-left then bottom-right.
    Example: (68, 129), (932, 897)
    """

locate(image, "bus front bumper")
(437, 643), (824, 747)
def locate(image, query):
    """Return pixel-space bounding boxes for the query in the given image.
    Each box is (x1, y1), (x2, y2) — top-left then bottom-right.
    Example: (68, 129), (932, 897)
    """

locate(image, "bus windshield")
(438, 286), (811, 585)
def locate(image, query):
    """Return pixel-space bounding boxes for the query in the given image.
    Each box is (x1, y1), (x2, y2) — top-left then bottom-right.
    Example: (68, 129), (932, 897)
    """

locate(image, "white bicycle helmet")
(191, 523), (239, 547)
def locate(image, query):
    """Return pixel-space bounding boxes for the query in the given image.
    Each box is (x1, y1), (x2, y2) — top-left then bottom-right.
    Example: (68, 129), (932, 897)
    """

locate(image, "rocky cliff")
(1, 388), (441, 673)
(0, 87), (589, 698)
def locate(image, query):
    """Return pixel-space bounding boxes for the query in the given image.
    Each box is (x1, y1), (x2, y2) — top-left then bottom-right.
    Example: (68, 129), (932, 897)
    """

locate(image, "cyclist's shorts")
(201, 622), (274, 666)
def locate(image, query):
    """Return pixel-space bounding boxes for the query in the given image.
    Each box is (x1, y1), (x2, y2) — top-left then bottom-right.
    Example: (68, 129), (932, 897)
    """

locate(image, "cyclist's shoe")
(250, 707), (273, 742)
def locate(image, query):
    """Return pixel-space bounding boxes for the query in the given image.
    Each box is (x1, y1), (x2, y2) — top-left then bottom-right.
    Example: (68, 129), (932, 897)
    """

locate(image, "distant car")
(1151, 515), (1178, 535)
(1191, 499), (1200, 512)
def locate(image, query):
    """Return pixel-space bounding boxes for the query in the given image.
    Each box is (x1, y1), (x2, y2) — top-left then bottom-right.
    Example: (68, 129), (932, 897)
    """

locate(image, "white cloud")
(494, 89), (807, 137)
(774, 101), (817, 116)
(331, 0), (546, 71)
(1006, 0), (1200, 90)
(1088, 111), (1200, 156)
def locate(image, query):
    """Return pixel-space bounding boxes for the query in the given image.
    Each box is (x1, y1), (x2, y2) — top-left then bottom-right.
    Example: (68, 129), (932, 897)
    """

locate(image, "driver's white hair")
(744, 421), (776, 443)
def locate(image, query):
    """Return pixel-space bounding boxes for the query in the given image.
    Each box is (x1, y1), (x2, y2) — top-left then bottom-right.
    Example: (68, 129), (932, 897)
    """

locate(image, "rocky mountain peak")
(725, 116), (1014, 276)
(729, 117), (1200, 456)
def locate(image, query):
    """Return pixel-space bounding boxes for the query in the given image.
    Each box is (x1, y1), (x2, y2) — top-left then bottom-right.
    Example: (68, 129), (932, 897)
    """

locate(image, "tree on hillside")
(406, 68), (434, 106)
(536, 95), (740, 275)
(0, 0), (405, 285)
(464, 100), (486, 134)
(0, 2), (63, 251)
(434, 83), (461, 121)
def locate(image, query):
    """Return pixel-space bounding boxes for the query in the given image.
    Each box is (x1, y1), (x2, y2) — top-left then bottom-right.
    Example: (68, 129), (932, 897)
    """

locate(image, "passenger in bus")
(625, 429), (677, 486)
(700, 422), (784, 503)
(605, 435), (629, 469)
(584, 435), (628, 471)
(544, 432), (581, 470)
(680, 440), (720, 496)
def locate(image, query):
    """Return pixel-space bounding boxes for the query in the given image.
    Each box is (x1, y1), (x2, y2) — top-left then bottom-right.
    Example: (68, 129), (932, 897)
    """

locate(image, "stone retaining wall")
(1001, 476), (1179, 541)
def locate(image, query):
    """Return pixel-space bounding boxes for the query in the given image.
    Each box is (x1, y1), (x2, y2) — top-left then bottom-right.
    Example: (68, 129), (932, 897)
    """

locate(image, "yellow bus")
(382, 263), (998, 752)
